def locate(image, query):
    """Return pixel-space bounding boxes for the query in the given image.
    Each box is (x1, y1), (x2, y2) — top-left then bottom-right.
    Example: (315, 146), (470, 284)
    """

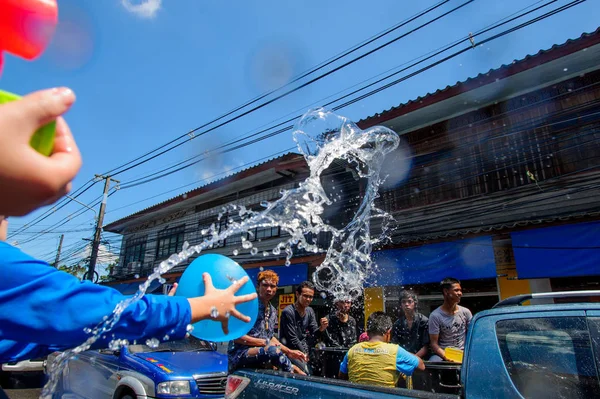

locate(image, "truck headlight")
(157, 381), (191, 395)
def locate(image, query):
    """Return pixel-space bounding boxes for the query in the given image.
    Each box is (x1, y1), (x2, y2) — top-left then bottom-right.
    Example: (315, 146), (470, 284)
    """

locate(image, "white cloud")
(121, 0), (162, 19)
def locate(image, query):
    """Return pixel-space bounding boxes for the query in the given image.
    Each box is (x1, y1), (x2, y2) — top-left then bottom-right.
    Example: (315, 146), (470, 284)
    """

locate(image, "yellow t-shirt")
(340, 341), (420, 388)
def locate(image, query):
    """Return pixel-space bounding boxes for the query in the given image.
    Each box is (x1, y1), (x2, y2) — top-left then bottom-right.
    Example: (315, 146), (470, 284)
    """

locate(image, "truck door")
(493, 313), (600, 398)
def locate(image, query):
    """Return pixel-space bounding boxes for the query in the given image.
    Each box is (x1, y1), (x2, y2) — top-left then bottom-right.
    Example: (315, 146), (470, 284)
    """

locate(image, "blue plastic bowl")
(176, 254), (258, 342)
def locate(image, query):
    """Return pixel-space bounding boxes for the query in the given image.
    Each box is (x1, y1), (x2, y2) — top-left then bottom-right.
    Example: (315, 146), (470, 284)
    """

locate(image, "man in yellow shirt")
(339, 311), (425, 387)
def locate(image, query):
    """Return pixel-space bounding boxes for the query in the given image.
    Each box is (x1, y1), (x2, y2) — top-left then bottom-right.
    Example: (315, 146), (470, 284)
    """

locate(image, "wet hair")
(400, 290), (418, 305)
(366, 311), (393, 337)
(440, 277), (461, 291)
(296, 280), (315, 295)
(257, 270), (279, 285)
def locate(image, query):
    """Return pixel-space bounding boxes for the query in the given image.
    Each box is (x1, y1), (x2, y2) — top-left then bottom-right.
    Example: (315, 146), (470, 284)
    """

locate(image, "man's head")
(0, 215), (7, 241)
(400, 290), (417, 315)
(257, 270), (279, 303)
(335, 298), (352, 315)
(366, 311), (393, 342)
(441, 277), (462, 305)
(296, 281), (315, 308)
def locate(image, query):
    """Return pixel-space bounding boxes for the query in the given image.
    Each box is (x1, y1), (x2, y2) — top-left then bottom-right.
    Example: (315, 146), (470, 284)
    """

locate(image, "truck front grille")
(194, 372), (227, 396)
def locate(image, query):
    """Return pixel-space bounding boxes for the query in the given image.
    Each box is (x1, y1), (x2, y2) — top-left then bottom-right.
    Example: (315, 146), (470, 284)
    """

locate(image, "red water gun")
(0, 0), (59, 155)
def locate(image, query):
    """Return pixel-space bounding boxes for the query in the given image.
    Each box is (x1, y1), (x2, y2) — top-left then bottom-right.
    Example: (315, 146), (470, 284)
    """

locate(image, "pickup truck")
(47, 336), (228, 398)
(224, 290), (600, 399)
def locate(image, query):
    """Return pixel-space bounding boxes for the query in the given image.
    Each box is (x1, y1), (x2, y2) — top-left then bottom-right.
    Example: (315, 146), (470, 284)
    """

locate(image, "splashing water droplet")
(186, 324), (194, 333)
(320, 292), (327, 299)
(210, 307), (219, 319)
(242, 240), (252, 249)
(232, 249), (239, 256)
(42, 108), (402, 398)
(145, 338), (160, 349)
(250, 247), (258, 255)
(163, 335), (170, 341)
(134, 274), (139, 279)
(259, 266), (264, 271)
(263, 251), (269, 257)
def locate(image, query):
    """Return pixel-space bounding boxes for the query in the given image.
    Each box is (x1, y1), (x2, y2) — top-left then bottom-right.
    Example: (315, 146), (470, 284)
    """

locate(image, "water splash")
(41, 108), (403, 397)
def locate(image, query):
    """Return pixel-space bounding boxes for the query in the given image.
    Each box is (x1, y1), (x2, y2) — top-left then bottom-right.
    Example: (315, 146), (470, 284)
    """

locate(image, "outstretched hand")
(187, 273), (257, 335)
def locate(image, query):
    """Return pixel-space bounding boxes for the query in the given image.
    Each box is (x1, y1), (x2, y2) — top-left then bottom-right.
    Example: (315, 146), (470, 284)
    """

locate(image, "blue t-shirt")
(0, 242), (192, 362)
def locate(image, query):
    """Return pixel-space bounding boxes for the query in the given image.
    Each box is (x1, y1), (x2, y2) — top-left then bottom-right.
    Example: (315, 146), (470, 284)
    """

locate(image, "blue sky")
(4, 0), (600, 266)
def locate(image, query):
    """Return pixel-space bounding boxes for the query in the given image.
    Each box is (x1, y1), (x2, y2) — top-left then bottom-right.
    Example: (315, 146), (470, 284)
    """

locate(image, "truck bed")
(231, 369), (460, 399)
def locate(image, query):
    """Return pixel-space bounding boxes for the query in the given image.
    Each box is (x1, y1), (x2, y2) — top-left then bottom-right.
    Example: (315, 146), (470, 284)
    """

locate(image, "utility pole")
(53, 234), (64, 268)
(87, 174), (119, 282)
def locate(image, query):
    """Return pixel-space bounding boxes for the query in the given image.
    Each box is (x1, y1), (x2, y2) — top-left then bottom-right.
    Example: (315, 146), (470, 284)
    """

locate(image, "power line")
(103, 0), (477, 178)
(114, 0), (583, 190)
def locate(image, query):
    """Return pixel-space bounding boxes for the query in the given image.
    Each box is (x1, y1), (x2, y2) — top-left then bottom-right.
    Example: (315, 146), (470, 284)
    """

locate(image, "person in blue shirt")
(0, 92), (257, 363)
(339, 311), (425, 388)
(228, 270), (306, 374)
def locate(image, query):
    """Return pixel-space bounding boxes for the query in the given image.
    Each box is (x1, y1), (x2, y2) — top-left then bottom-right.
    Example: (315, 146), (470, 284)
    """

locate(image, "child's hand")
(187, 273), (257, 335)
(0, 88), (81, 216)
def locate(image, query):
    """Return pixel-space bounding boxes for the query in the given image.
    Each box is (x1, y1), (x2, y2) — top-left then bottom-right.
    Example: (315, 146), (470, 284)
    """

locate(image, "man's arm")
(233, 335), (268, 347)
(337, 353), (349, 380)
(0, 243), (192, 346)
(416, 316), (429, 358)
(270, 336), (307, 361)
(429, 334), (446, 360)
(428, 313), (446, 360)
(396, 347), (425, 376)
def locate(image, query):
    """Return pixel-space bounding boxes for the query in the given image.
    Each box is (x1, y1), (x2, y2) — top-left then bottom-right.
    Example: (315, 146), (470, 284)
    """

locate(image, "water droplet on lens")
(146, 338), (160, 348)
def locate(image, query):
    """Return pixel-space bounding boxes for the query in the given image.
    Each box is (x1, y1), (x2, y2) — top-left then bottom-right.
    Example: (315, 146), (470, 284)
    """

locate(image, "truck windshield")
(128, 336), (214, 354)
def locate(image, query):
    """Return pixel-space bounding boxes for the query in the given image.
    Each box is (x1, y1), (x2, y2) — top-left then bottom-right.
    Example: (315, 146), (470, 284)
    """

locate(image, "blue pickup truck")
(224, 291), (600, 399)
(48, 336), (228, 398)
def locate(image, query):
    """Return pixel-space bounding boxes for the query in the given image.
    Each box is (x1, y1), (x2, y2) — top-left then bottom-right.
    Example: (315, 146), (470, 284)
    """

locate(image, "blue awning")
(245, 263), (308, 287)
(511, 221), (600, 279)
(367, 236), (497, 286)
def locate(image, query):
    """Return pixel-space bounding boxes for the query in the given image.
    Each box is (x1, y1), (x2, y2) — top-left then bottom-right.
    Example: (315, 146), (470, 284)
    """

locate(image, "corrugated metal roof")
(358, 27), (600, 128)
(104, 152), (305, 231)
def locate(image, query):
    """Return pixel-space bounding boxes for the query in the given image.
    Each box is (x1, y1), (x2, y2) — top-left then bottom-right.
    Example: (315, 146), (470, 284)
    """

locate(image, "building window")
(224, 215), (247, 246)
(156, 225), (186, 259)
(124, 236), (147, 265)
(496, 317), (599, 398)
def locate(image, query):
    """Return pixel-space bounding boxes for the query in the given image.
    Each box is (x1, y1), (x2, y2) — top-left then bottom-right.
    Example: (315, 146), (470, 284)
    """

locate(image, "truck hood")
(134, 351), (227, 376)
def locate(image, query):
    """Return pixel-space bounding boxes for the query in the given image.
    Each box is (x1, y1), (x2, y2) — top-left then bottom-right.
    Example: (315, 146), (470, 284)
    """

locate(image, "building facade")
(103, 29), (600, 328)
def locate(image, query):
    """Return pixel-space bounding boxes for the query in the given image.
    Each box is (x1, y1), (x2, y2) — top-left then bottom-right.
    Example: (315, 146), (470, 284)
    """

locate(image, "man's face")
(258, 279), (278, 302)
(298, 287), (315, 308)
(401, 296), (416, 314)
(336, 300), (352, 314)
(443, 283), (463, 304)
(0, 216), (7, 242)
